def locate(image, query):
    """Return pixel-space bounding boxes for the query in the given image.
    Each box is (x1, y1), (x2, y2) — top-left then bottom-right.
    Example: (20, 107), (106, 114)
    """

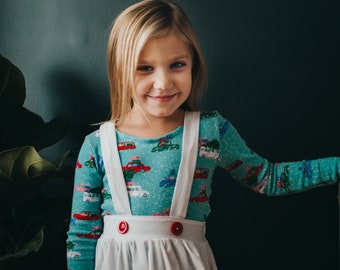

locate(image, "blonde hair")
(107, 0), (208, 123)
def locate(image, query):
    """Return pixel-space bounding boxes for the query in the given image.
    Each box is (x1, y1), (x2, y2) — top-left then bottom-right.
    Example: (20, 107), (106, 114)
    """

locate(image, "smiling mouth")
(150, 94), (177, 103)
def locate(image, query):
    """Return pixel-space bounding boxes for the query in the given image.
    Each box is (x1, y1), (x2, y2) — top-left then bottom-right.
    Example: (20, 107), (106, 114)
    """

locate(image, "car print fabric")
(66, 110), (340, 270)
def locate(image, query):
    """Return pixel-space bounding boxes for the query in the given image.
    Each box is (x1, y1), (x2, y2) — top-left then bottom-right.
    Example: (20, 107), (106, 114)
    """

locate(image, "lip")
(149, 93), (177, 103)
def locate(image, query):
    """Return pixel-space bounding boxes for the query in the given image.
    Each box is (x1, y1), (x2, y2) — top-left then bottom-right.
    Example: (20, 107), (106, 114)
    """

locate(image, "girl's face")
(133, 33), (192, 120)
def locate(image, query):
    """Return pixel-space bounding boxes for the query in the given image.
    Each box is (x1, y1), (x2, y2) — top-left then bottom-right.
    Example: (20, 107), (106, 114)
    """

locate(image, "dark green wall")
(1, 0), (339, 269)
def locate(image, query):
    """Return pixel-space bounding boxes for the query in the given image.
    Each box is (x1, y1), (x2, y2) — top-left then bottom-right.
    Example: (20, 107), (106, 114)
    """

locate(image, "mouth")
(149, 93), (177, 103)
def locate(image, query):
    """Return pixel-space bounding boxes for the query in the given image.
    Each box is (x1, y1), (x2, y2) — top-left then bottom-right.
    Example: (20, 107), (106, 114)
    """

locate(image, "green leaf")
(0, 147), (72, 261)
(0, 147), (71, 210)
(0, 229), (44, 261)
(0, 108), (69, 152)
(52, 150), (74, 169)
(0, 146), (56, 184)
(0, 55), (69, 152)
(14, 110), (69, 151)
(0, 55), (26, 124)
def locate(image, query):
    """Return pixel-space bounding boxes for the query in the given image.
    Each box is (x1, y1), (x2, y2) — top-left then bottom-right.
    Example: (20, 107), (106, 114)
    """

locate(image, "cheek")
(134, 78), (151, 95)
(181, 72), (192, 93)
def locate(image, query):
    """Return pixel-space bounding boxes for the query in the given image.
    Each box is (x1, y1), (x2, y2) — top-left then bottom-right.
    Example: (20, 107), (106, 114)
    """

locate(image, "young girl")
(66, 0), (340, 269)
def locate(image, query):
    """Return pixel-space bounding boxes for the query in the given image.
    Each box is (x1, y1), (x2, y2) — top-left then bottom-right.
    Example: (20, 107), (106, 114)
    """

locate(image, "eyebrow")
(138, 55), (191, 64)
(171, 55), (190, 60)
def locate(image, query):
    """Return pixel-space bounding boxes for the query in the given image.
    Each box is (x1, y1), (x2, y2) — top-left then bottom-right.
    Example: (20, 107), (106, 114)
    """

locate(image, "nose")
(153, 70), (173, 90)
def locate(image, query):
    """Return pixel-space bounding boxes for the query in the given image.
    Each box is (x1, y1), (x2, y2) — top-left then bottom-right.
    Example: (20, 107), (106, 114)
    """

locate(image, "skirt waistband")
(102, 215), (206, 241)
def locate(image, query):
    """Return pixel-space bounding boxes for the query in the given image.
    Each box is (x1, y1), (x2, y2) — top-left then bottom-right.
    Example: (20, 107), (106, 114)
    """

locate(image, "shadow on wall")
(42, 66), (111, 158)
(28, 66), (110, 270)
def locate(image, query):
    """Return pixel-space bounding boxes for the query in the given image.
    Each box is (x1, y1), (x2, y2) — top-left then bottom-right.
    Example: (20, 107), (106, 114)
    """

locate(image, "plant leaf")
(0, 109), (69, 152)
(13, 110), (69, 151)
(0, 55), (69, 152)
(0, 146), (56, 184)
(0, 55), (26, 124)
(0, 229), (44, 261)
(52, 150), (74, 169)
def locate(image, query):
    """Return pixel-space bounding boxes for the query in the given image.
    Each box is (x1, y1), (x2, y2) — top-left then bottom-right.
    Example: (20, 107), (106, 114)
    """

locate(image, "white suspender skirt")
(96, 111), (217, 270)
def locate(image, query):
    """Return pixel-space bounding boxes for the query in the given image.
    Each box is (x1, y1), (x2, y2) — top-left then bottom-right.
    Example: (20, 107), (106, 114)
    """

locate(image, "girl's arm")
(217, 117), (339, 195)
(66, 134), (103, 270)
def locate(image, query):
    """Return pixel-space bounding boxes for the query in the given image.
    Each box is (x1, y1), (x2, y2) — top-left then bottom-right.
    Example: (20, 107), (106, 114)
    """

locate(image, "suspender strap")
(170, 111), (200, 218)
(100, 122), (132, 215)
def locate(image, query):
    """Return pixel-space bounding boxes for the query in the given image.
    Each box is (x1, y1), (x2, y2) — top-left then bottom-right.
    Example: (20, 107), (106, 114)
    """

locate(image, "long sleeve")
(66, 134), (104, 270)
(215, 112), (340, 195)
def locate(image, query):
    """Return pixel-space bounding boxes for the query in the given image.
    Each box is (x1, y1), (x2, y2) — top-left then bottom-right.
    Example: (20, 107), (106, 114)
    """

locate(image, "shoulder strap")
(170, 111), (200, 218)
(100, 122), (132, 215)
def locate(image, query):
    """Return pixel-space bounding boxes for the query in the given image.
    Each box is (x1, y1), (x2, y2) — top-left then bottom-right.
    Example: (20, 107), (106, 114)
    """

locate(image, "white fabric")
(100, 122), (131, 215)
(97, 111), (217, 270)
(170, 111), (200, 218)
(96, 230), (216, 270)
(101, 215), (206, 241)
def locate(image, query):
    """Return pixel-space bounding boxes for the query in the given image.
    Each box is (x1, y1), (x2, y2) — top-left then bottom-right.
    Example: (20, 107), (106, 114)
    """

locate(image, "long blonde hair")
(107, 0), (208, 123)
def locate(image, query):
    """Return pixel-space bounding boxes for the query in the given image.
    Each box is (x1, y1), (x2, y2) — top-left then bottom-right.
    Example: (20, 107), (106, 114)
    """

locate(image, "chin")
(148, 108), (181, 119)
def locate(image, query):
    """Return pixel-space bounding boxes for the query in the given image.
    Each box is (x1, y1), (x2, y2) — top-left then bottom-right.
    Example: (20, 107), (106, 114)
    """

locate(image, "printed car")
(73, 211), (100, 221)
(159, 169), (177, 187)
(122, 160), (151, 173)
(199, 146), (221, 161)
(118, 141), (136, 151)
(225, 160), (243, 171)
(83, 191), (100, 203)
(75, 183), (92, 192)
(127, 185), (150, 197)
(189, 194), (209, 203)
(67, 250), (81, 258)
(242, 163), (264, 185)
(194, 168), (209, 179)
(159, 178), (176, 188)
(152, 139), (179, 152)
(198, 138), (210, 147)
(76, 231), (101, 239)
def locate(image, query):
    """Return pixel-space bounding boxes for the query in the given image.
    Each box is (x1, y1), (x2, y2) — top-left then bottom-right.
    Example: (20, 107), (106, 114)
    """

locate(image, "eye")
(136, 65), (153, 72)
(170, 62), (186, 69)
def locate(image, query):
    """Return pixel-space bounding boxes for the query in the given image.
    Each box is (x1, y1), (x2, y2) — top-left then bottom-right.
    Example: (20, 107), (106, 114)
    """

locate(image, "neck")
(116, 107), (185, 138)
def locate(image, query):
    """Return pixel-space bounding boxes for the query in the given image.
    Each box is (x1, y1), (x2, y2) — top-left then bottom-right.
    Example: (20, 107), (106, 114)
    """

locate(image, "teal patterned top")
(66, 110), (339, 270)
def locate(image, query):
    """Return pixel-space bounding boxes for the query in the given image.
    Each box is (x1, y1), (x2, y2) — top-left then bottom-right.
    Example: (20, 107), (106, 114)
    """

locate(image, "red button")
(170, 222), (183, 236)
(118, 221), (129, 234)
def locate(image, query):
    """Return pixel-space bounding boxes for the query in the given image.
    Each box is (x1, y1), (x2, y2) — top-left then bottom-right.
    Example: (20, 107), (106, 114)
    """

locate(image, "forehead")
(138, 34), (191, 61)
